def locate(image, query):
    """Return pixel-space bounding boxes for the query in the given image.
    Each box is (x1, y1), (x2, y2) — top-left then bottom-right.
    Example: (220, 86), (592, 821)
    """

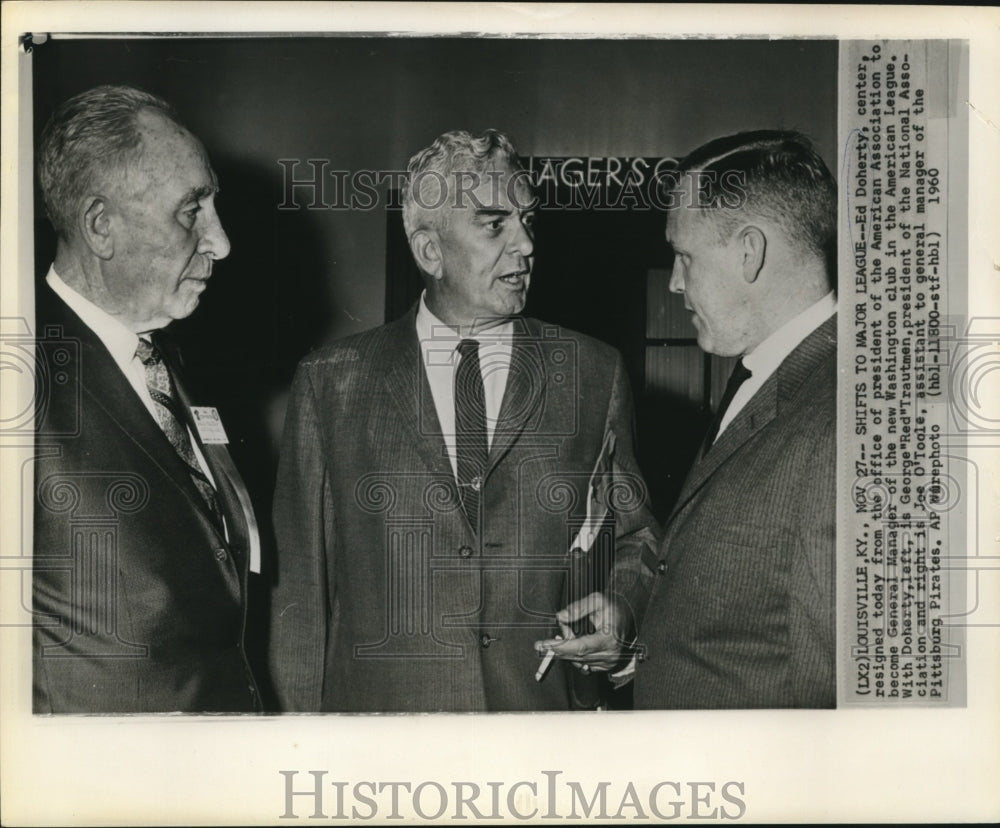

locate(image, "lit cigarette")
(534, 635), (562, 682)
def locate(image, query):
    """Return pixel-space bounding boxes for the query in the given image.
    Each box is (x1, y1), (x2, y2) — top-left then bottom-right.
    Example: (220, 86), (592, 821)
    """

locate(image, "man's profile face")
(665, 196), (754, 357)
(102, 109), (230, 332)
(428, 161), (535, 330)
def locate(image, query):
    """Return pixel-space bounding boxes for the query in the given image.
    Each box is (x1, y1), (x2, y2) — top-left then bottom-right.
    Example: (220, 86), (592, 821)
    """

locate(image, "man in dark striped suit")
(544, 130), (838, 708)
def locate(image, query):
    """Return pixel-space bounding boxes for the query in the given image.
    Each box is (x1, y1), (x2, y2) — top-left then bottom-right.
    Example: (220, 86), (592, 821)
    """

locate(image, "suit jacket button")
(459, 545), (474, 558)
(214, 547), (228, 561)
(480, 633), (493, 648)
(657, 561), (667, 574)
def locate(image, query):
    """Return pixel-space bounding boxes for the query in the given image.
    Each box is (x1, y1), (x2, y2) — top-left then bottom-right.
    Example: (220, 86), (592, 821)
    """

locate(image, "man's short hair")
(401, 129), (530, 238)
(37, 84), (180, 238)
(669, 130), (836, 265)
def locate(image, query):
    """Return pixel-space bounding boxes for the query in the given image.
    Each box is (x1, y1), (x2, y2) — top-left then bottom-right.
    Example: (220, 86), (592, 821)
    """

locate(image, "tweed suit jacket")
(634, 315), (838, 709)
(32, 288), (261, 713)
(269, 307), (659, 712)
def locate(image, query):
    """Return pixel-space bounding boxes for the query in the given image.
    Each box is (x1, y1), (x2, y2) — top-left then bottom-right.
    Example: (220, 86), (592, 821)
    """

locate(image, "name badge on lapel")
(190, 406), (230, 444)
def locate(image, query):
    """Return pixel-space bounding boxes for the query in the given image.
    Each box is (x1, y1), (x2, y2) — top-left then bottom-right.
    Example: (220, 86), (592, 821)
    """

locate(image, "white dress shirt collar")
(46, 266), (140, 377)
(743, 290), (837, 379)
(414, 292), (514, 348)
(717, 291), (836, 438)
(414, 292), (514, 475)
(45, 265), (221, 495)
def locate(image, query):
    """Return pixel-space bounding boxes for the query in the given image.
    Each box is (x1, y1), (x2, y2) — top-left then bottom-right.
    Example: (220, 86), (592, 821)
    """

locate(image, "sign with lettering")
(526, 156), (678, 210)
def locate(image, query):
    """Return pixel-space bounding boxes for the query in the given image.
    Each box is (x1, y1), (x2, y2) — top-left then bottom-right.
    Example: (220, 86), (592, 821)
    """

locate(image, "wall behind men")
(33, 36), (836, 507)
(34, 36), (836, 361)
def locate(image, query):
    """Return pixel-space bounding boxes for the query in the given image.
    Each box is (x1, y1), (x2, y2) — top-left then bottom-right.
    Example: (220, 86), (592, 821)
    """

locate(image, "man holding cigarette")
(269, 129), (658, 711)
(545, 130), (838, 707)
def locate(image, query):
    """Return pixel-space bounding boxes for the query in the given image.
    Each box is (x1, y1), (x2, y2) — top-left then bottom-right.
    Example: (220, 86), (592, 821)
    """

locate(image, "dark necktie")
(703, 358), (752, 452)
(455, 339), (489, 532)
(136, 337), (223, 527)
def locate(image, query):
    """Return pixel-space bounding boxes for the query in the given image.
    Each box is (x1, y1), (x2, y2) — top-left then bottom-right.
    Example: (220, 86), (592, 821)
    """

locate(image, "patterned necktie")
(454, 338), (489, 532)
(136, 337), (223, 527)
(703, 358), (752, 452)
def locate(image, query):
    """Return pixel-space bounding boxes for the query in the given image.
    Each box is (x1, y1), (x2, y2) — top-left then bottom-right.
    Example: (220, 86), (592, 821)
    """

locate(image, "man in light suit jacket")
(33, 85), (261, 713)
(542, 130), (838, 707)
(269, 129), (659, 712)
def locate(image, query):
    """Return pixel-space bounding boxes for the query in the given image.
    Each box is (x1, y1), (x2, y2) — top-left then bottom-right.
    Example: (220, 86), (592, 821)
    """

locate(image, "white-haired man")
(33, 85), (261, 713)
(269, 129), (658, 711)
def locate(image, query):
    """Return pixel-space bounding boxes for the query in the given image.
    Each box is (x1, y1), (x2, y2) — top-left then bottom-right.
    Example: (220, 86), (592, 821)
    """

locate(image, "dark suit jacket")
(634, 315), (838, 709)
(269, 308), (659, 712)
(32, 287), (261, 713)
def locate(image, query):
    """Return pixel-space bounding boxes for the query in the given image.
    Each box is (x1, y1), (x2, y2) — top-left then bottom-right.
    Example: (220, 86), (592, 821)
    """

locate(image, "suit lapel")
(378, 310), (547, 537)
(380, 310), (458, 481)
(666, 314), (838, 527)
(488, 317), (546, 471)
(196, 445), (245, 597)
(46, 293), (229, 547)
(670, 379), (779, 517)
(162, 345), (247, 596)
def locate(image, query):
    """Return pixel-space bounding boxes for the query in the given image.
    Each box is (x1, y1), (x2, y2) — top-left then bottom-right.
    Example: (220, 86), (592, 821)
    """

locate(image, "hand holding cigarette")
(534, 592), (632, 674)
(534, 634), (564, 682)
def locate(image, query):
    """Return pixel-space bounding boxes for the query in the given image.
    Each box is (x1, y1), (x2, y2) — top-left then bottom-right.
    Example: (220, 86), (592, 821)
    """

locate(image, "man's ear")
(80, 197), (115, 260)
(740, 225), (766, 283)
(409, 229), (443, 279)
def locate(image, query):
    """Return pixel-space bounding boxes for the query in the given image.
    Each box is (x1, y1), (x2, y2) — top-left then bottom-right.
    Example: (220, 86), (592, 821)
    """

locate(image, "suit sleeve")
(604, 354), (661, 630)
(269, 364), (334, 711)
